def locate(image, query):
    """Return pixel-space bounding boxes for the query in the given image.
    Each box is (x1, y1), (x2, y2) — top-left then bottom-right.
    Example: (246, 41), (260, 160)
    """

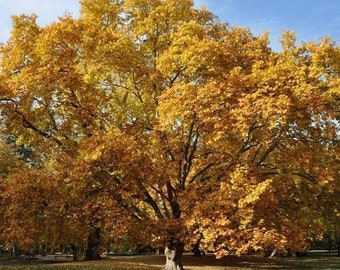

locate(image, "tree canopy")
(0, 0), (339, 259)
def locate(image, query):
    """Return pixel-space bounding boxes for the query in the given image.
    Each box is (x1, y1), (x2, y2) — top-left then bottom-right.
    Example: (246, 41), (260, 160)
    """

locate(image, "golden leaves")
(242, 179), (272, 205)
(0, 0), (339, 257)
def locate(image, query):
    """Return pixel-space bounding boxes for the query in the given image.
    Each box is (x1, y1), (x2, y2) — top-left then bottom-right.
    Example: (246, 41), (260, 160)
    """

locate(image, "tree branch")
(1, 98), (68, 152)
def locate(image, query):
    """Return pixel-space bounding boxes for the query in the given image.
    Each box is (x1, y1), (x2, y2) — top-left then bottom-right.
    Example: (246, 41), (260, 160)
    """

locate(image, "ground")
(0, 252), (339, 269)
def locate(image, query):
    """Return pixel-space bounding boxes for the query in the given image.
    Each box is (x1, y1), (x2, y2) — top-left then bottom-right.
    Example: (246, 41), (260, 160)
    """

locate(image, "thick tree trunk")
(163, 238), (184, 270)
(69, 244), (78, 261)
(85, 226), (101, 260)
(192, 239), (204, 257)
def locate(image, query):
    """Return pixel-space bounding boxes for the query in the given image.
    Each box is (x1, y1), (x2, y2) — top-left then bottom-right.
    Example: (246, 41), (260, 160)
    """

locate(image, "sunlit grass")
(0, 257), (161, 270)
(0, 266), (156, 270)
(0, 262), (159, 270)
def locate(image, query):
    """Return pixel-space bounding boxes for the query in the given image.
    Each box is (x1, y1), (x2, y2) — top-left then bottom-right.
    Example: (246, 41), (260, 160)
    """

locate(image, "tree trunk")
(163, 238), (184, 270)
(69, 244), (78, 261)
(192, 239), (204, 257)
(85, 226), (101, 260)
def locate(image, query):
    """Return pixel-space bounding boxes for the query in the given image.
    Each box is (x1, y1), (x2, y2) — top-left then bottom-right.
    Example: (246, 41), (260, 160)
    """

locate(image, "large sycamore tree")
(0, 0), (339, 263)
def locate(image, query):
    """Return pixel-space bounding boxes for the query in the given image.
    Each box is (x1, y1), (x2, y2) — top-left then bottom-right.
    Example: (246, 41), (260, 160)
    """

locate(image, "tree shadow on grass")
(0, 253), (339, 270)
(110, 253), (339, 269)
(182, 254), (340, 270)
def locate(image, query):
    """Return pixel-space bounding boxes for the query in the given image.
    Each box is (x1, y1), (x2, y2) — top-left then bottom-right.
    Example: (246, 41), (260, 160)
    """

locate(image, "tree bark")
(192, 239), (204, 257)
(69, 244), (78, 261)
(85, 226), (101, 260)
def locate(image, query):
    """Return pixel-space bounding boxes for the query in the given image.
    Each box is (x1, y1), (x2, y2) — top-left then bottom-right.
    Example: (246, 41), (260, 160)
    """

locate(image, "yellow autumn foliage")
(0, 0), (339, 258)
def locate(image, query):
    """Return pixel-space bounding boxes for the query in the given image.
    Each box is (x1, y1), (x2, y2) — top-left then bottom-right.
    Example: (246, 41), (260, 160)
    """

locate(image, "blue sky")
(0, 0), (339, 51)
(196, 0), (340, 50)
(0, 0), (79, 43)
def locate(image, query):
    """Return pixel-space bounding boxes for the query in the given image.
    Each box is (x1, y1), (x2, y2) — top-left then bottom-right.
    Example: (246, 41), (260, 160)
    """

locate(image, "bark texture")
(85, 226), (101, 260)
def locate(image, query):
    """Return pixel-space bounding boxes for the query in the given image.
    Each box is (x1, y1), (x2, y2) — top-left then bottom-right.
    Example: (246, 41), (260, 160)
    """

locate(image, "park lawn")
(0, 253), (339, 270)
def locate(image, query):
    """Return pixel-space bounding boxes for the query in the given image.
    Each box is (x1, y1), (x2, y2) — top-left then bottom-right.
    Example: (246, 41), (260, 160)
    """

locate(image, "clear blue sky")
(0, 0), (339, 51)
(196, 0), (340, 50)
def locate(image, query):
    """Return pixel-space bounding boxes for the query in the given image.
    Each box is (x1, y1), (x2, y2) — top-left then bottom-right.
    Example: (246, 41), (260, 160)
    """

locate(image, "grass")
(0, 253), (339, 270)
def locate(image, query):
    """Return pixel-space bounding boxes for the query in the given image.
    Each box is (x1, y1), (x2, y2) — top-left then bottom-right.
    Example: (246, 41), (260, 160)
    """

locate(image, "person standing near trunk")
(163, 237), (184, 270)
